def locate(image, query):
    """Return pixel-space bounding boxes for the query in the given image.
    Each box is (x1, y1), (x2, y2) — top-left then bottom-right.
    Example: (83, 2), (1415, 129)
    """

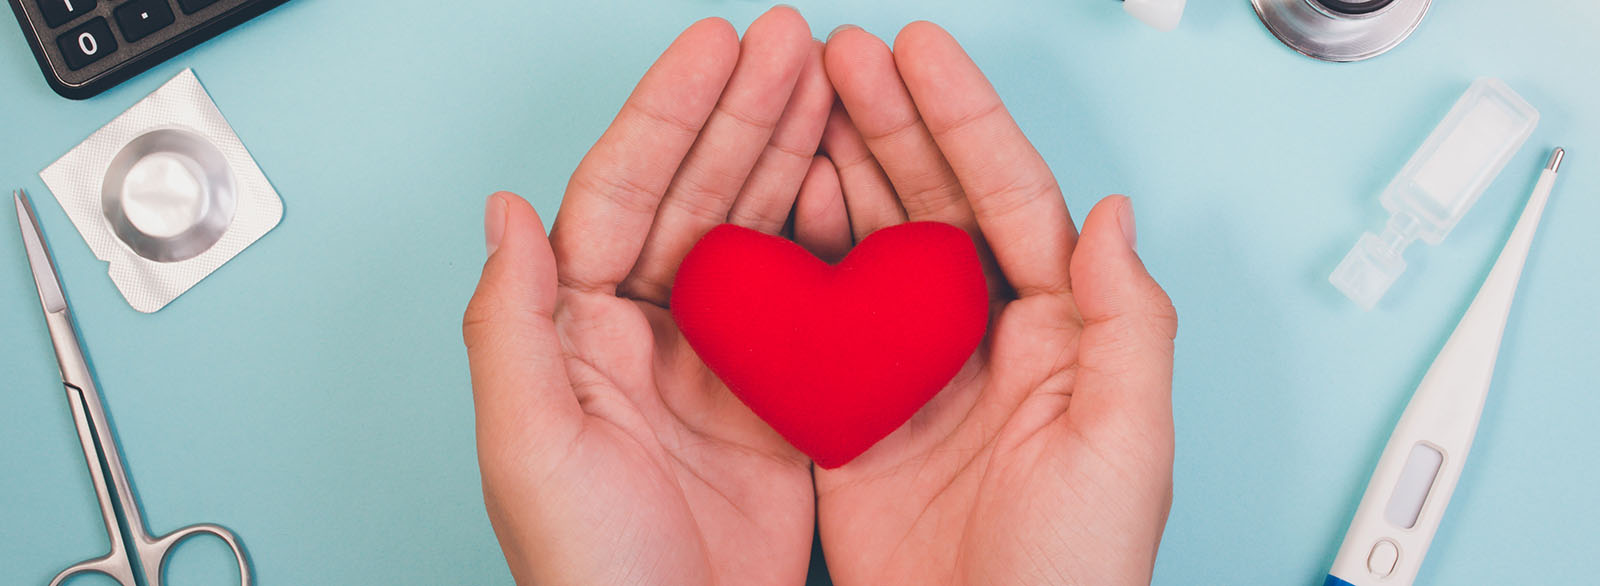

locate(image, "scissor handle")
(137, 522), (253, 586)
(49, 552), (138, 586)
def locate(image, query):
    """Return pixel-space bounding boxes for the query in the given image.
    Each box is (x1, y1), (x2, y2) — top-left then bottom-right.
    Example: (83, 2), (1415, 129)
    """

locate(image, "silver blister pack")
(40, 69), (283, 313)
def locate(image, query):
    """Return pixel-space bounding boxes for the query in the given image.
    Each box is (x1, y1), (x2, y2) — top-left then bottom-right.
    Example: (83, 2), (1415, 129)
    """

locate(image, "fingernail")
(828, 24), (860, 41)
(485, 193), (507, 256)
(1117, 195), (1138, 251)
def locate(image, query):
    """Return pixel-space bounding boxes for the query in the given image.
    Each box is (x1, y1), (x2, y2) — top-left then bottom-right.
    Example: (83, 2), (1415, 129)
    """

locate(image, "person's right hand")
(461, 8), (837, 585)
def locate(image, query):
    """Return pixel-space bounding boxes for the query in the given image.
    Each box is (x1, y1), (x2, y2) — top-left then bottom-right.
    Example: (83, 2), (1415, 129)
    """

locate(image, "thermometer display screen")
(1385, 443), (1444, 529)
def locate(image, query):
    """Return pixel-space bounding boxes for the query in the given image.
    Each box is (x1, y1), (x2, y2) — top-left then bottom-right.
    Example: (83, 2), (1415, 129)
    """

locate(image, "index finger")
(893, 21), (1077, 299)
(549, 18), (740, 295)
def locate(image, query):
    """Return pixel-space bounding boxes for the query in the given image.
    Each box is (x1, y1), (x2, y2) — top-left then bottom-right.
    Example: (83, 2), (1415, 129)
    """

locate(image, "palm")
(817, 295), (1172, 585)
(517, 291), (813, 584)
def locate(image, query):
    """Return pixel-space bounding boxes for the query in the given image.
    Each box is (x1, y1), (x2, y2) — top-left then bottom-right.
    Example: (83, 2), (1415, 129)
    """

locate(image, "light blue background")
(2, 1), (1596, 584)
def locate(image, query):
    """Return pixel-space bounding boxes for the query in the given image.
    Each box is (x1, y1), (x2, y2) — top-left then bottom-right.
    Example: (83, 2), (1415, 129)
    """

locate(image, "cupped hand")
(461, 8), (841, 585)
(810, 23), (1179, 586)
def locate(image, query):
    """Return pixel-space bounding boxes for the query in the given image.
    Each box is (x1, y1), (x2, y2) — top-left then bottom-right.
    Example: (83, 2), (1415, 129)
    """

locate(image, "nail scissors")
(14, 190), (252, 586)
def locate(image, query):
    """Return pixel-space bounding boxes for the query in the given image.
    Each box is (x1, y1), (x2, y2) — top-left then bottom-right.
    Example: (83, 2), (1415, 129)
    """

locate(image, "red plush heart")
(670, 222), (988, 468)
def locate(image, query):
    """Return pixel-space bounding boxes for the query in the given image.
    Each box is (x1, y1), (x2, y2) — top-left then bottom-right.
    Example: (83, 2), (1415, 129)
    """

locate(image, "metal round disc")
(1251, 0), (1432, 62)
(101, 128), (237, 262)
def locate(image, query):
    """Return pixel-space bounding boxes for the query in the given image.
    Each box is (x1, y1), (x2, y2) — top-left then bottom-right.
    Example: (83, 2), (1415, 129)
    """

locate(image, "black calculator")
(7, 0), (287, 99)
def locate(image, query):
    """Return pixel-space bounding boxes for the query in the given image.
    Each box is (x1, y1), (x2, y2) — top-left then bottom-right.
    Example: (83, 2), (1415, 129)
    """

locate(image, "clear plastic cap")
(1331, 78), (1539, 309)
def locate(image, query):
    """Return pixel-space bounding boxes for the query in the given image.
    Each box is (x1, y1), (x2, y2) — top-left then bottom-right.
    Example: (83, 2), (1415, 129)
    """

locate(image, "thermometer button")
(1367, 540), (1400, 577)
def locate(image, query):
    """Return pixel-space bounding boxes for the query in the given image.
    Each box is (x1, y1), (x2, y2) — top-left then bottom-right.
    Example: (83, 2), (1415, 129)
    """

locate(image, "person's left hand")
(808, 22), (1179, 586)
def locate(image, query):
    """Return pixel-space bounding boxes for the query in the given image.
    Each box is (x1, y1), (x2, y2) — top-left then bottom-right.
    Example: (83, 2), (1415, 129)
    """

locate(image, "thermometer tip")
(1547, 148), (1565, 173)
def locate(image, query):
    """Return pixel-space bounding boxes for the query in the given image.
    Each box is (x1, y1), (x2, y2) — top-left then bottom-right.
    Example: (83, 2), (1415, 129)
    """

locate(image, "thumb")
(463, 192), (582, 467)
(1067, 195), (1178, 430)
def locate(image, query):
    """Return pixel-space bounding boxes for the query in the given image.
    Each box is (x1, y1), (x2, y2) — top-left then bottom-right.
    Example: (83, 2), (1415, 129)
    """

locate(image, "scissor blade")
(15, 190), (68, 314)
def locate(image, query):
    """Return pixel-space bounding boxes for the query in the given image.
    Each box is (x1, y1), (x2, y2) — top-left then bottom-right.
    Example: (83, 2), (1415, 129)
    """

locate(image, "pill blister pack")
(40, 69), (282, 312)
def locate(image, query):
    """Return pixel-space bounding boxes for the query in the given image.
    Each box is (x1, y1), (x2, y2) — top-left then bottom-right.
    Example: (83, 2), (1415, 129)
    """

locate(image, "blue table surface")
(3, 1), (1597, 584)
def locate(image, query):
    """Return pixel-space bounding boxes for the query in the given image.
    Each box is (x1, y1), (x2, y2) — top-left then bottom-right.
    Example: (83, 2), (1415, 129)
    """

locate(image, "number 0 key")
(55, 17), (117, 70)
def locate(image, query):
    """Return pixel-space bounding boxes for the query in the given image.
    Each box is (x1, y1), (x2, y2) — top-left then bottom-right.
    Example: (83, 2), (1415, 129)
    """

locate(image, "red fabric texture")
(671, 222), (989, 468)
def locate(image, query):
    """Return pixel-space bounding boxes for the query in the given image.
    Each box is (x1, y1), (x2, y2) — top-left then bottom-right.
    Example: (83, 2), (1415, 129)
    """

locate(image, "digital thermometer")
(1326, 148), (1564, 586)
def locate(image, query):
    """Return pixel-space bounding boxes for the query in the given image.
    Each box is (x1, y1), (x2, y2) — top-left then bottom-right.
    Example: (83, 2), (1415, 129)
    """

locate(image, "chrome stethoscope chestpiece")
(1251, 0), (1433, 62)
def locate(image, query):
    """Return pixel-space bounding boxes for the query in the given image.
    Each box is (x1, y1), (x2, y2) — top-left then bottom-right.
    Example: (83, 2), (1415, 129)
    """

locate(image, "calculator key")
(55, 17), (116, 70)
(114, 0), (175, 42)
(174, 0), (219, 15)
(37, 0), (96, 28)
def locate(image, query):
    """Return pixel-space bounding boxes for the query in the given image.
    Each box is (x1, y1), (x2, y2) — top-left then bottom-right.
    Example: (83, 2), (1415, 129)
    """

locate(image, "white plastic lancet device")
(1122, 0), (1187, 31)
(1331, 78), (1538, 309)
